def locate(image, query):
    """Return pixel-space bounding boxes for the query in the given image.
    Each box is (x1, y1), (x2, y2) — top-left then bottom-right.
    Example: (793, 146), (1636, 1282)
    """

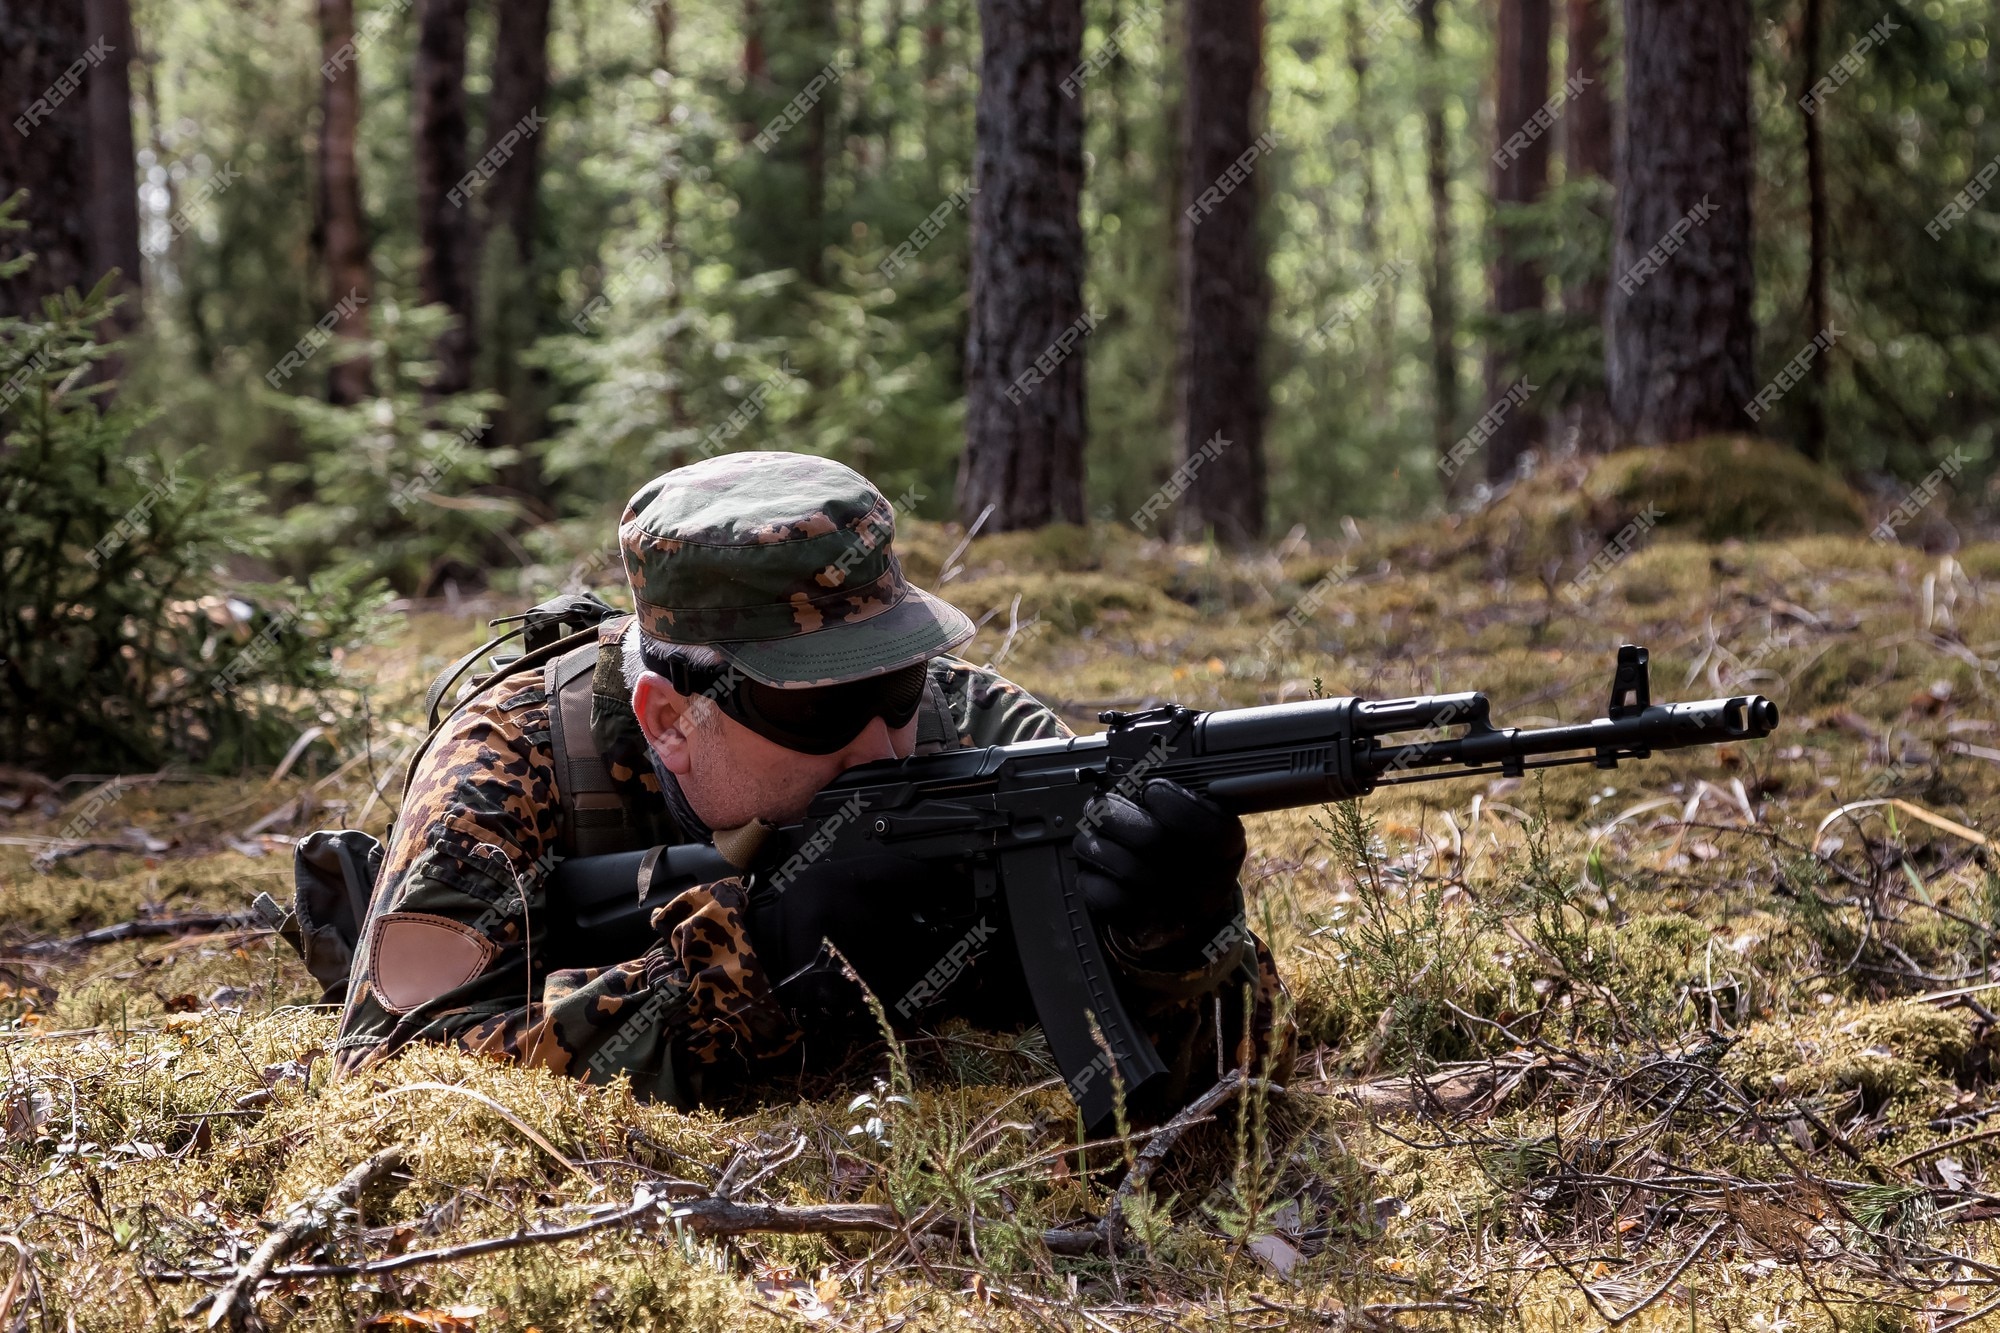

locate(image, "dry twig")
(198, 1144), (406, 1331)
(1100, 1072), (1285, 1254)
(9, 913), (261, 956)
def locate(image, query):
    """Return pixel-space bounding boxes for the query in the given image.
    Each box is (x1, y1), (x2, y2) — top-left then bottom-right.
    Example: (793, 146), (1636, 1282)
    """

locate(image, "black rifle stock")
(548, 645), (1776, 1128)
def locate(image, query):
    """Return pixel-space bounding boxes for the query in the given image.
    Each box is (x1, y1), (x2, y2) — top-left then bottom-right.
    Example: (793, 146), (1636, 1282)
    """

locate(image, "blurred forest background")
(1, 0), (1997, 771)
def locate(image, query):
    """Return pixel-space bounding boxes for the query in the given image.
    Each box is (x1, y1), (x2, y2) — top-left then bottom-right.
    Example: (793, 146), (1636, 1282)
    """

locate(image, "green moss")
(1583, 437), (1867, 542)
(1609, 913), (1709, 1022)
(1721, 1003), (1972, 1106)
(1387, 437), (1867, 579)
(1847, 1002), (1974, 1073)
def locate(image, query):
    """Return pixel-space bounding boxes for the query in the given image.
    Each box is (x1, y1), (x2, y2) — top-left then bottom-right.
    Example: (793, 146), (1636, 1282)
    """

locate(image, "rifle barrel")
(1365, 695), (1778, 781)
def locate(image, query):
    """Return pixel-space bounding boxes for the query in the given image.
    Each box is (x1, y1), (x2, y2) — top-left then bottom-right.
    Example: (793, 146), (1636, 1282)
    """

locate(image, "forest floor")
(5, 440), (2000, 1332)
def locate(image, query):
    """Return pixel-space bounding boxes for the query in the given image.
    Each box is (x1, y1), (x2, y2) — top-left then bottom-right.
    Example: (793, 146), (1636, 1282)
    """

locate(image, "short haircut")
(623, 620), (726, 705)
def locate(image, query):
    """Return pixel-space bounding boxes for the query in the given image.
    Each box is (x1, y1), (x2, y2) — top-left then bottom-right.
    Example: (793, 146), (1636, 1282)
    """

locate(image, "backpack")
(254, 591), (630, 1002)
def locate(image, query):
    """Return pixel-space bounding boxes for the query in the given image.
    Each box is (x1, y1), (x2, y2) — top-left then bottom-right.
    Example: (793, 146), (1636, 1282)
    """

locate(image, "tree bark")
(413, 0), (474, 396)
(1417, 0), (1461, 476)
(882, 0), (902, 165)
(657, 0), (681, 313)
(317, 0), (373, 405)
(1798, 0), (1828, 460)
(802, 0), (832, 284)
(1105, 0), (1130, 172)
(657, 0), (687, 428)
(1345, 0), (1388, 416)
(746, 0), (768, 87)
(477, 0), (551, 455)
(1560, 0), (1614, 453)
(1173, 0), (1267, 545)
(921, 0), (946, 188)
(81, 0), (140, 333)
(958, 0), (1088, 530)
(1482, 0), (1551, 484)
(481, 0), (550, 276)
(0, 1), (96, 315)
(1605, 0), (1755, 445)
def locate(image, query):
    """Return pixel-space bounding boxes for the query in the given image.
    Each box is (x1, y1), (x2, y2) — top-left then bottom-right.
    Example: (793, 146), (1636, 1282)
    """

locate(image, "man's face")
(632, 672), (920, 829)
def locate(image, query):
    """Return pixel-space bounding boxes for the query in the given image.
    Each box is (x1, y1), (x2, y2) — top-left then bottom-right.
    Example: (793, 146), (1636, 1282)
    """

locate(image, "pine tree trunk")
(1606, 0), (1755, 445)
(1105, 0), (1130, 172)
(1482, 0), (1551, 484)
(1173, 0), (1267, 546)
(802, 0), (833, 284)
(477, 0), (551, 462)
(657, 0), (687, 428)
(657, 0), (681, 310)
(317, 0), (373, 406)
(1798, 0), (1829, 460)
(1345, 0), (1388, 417)
(1560, 0), (1614, 453)
(82, 0), (140, 332)
(882, 0), (902, 165)
(958, 0), (1088, 530)
(921, 0), (945, 188)
(0, 1), (95, 315)
(481, 0), (549, 275)
(746, 0), (768, 87)
(413, 0), (474, 396)
(1417, 0), (1461, 476)
(742, 0), (767, 149)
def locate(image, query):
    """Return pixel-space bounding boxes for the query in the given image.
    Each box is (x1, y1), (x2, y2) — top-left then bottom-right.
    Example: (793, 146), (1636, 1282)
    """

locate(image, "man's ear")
(631, 672), (695, 775)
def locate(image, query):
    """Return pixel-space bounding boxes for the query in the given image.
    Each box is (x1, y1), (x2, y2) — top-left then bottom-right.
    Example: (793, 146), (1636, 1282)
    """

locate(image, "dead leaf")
(1247, 1232), (1303, 1279)
(2, 1085), (51, 1142)
(360, 1307), (486, 1332)
(754, 1278), (832, 1320)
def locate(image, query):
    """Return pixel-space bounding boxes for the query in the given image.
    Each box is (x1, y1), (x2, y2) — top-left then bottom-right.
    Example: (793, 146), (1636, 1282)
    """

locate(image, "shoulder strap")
(422, 592), (622, 731)
(546, 640), (641, 859)
(914, 673), (959, 754)
(398, 625), (600, 815)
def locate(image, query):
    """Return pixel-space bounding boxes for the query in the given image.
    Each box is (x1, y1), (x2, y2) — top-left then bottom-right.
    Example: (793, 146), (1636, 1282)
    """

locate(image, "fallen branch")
(1247, 1292), (1494, 1327)
(198, 1145), (406, 1330)
(1100, 1071), (1285, 1253)
(1600, 1218), (1728, 1326)
(158, 1187), (1100, 1281)
(10, 912), (261, 956)
(1892, 1126), (2000, 1171)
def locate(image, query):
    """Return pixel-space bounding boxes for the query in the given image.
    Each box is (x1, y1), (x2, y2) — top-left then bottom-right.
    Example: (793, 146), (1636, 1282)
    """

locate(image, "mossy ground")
(5, 452), (2000, 1330)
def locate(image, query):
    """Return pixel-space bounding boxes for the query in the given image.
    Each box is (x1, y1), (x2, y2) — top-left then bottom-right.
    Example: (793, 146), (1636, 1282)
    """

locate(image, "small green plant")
(0, 195), (379, 772)
(1526, 817), (1597, 972)
(1314, 799), (1467, 1068)
(264, 300), (506, 593)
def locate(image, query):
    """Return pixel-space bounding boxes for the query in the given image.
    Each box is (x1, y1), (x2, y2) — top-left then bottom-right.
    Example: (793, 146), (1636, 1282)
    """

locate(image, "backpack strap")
(913, 673), (960, 754)
(397, 625), (601, 817)
(423, 592), (621, 731)
(546, 640), (636, 859)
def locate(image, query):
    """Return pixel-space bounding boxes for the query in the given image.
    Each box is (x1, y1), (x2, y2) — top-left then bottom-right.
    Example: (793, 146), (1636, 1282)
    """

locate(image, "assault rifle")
(549, 644), (1776, 1128)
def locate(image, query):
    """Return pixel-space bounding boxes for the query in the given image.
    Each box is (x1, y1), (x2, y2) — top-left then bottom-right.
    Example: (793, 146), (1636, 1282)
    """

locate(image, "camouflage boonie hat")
(619, 452), (974, 687)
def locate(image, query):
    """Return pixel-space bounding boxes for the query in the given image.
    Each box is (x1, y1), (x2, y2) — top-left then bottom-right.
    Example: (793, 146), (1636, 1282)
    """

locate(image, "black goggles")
(647, 646), (928, 755)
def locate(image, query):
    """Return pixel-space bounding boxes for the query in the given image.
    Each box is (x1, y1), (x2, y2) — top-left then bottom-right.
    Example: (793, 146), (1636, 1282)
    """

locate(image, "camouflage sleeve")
(333, 678), (798, 1100)
(929, 655), (1073, 747)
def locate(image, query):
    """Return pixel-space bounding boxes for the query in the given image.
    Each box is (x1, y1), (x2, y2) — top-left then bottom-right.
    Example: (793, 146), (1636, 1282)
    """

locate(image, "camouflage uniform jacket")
(335, 617), (1287, 1107)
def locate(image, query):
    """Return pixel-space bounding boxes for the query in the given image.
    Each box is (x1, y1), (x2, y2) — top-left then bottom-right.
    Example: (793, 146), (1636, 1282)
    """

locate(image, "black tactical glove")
(1073, 778), (1247, 962)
